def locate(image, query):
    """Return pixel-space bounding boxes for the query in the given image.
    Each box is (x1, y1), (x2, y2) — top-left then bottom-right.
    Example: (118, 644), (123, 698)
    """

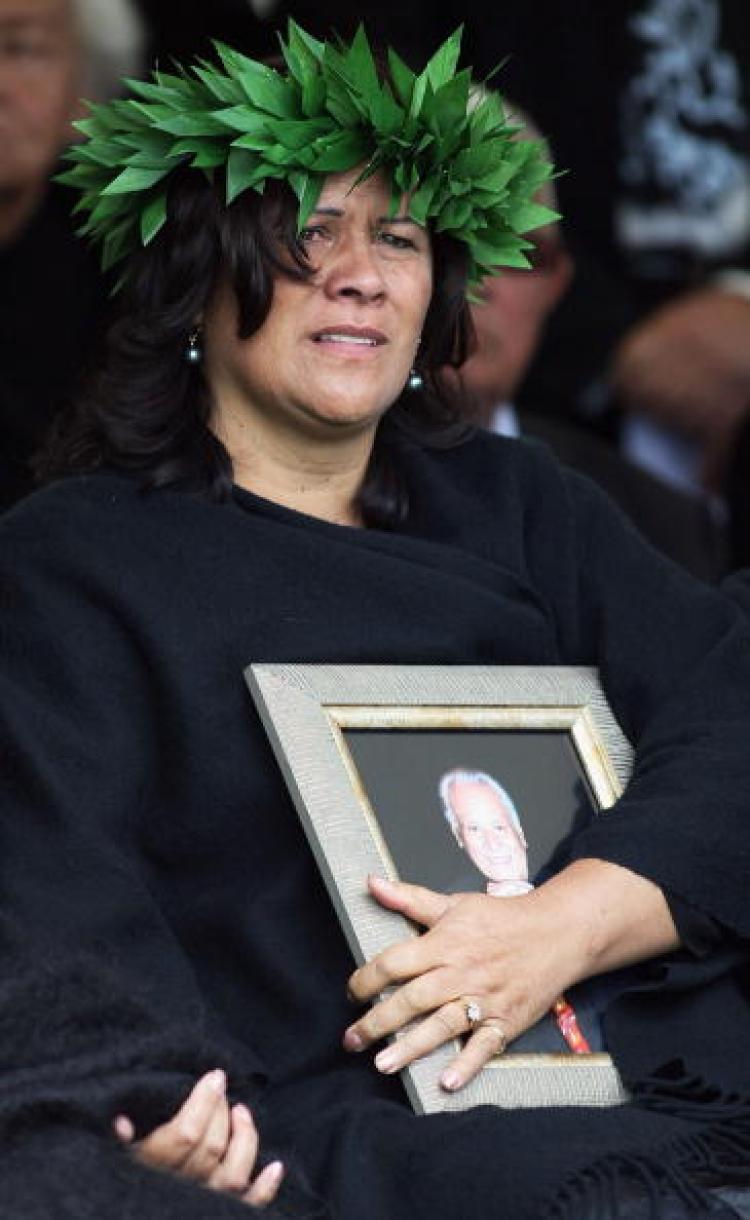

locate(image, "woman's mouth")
(311, 326), (387, 350)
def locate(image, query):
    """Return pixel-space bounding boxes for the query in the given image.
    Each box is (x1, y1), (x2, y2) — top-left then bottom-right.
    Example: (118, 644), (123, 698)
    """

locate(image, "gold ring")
(479, 1017), (507, 1055)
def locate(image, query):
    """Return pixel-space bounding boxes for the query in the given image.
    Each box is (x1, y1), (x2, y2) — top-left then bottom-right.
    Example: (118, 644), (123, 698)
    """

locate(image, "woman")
(3, 22), (750, 1218)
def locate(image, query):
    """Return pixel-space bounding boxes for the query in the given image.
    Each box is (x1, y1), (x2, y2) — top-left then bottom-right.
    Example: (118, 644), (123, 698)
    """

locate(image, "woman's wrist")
(530, 857), (680, 984)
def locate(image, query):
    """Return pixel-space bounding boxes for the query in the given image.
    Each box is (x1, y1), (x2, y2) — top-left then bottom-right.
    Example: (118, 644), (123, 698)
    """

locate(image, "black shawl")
(2, 433), (750, 1216)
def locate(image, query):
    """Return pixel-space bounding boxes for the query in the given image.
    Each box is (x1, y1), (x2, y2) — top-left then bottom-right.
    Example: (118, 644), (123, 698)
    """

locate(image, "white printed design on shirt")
(617, 0), (748, 257)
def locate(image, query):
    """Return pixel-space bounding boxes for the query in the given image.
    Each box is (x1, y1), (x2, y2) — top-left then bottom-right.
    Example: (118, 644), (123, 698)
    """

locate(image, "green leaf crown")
(58, 21), (557, 289)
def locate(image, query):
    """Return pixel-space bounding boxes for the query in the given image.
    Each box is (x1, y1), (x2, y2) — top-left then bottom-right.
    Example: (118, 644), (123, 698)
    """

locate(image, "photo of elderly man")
(438, 767), (592, 1054)
(439, 769), (532, 897)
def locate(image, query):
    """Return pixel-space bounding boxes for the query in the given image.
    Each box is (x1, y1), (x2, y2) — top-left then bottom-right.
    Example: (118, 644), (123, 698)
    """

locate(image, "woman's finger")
(133, 1069), (228, 1172)
(344, 967), (455, 1051)
(243, 1160), (285, 1209)
(367, 875), (452, 928)
(113, 1114), (135, 1143)
(440, 1019), (510, 1093)
(346, 941), (428, 1009)
(369, 998), (478, 1076)
(207, 1104), (260, 1194)
(180, 1075), (232, 1180)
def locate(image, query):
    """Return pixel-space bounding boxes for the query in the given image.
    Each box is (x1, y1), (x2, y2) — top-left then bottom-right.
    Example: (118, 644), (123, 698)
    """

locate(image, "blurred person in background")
(454, 100), (728, 580)
(0, 0), (145, 509)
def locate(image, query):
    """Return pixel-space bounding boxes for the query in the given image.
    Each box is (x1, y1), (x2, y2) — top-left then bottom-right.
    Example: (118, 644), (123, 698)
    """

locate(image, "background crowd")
(2, 0), (748, 561)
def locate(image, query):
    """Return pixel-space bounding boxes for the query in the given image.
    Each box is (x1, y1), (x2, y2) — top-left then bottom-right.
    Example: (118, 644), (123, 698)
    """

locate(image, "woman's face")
(203, 166), (433, 444)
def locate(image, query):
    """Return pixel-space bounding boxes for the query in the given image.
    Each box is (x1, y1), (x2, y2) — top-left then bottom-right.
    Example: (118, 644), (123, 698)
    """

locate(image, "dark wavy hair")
(41, 168), (475, 527)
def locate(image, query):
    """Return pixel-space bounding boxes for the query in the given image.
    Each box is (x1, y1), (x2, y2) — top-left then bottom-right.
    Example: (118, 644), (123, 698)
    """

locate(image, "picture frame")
(246, 663), (634, 1115)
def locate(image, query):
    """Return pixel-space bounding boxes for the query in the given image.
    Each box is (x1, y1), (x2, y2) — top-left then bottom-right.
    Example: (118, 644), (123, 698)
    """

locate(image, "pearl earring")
(408, 368), (423, 391)
(185, 327), (203, 366)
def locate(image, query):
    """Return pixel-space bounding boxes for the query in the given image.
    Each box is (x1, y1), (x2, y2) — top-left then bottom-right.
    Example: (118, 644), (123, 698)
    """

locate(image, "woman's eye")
(377, 230), (417, 251)
(298, 226), (327, 245)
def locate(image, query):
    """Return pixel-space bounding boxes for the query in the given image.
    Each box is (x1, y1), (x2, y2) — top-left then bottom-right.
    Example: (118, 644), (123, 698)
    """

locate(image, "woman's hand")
(114, 1069), (284, 1208)
(344, 877), (575, 1092)
(344, 862), (678, 1092)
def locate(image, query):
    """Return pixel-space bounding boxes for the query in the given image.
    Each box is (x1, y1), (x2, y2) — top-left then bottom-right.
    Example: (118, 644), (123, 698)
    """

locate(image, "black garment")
(722, 565), (750, 616)
(0, 183), (109, 510)
(519, 411), (728, 580)
(0, 918), (317, 1218)
(2, 433), (750, 1217)
(725, 410), (750, 569)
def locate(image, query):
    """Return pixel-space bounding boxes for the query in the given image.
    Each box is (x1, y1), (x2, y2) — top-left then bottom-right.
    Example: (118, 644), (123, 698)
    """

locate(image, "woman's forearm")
(531, 857), (681, 984)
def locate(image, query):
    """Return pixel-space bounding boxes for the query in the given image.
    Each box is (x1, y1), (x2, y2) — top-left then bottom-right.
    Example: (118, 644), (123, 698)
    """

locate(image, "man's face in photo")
(449, 779), (528, 886)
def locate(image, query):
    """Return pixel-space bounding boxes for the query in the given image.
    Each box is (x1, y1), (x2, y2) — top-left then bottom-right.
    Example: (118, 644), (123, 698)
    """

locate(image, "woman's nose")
(322, 234), (386, 304)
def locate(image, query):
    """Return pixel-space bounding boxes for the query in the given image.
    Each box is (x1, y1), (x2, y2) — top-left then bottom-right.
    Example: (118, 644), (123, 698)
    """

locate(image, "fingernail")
(233, 1103), (253, 1123)
(207, 1069), (226, 1094)
(343, 1028), (364, 1052)
(113, 1114), (134, 1142)
(369, 874), (393, 891)
(441, 1071), (461, 1092)
(375, 1048), (399, 1074)
(266, 1160), (285, 1185)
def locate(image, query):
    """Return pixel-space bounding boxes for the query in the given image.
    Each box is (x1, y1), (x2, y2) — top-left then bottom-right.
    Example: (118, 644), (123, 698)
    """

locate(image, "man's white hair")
(438, 768), (524, 841)
(72, 0), (147, 101)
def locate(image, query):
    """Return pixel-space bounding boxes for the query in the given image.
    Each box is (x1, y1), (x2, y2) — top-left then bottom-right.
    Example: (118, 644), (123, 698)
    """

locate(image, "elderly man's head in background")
(0, 0), (144, 241)
(458, 102), (573, 418)
(439, 768), (529, 891)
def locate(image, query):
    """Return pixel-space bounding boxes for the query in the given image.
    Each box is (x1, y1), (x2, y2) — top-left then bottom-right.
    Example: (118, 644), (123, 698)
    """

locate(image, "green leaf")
(123, 76), (186, 106)
(435, 196), (472, 231)
(407, 178), (436, 226)
(429, 71), (471, 136)
(367, 84), (403, 136)
(473, 161), (517, 193)
(66, 140), (127, 168)
(170, 138), (225, 169)
(140, 189), (168, 244)
(145, 108), (229, 138)
(424, 26), (463, 91)
(265, 117), (332, 150)
(193, 65), (245, 105)
(309, 129), (368, 172)
(102, 219), (135, 271)
(295, 173), (323, 229)
(342, 25), (379, 97)
(452, 140), (501, 179)
(237, 63), (298, 118)
(226, 146), (260, 203)
(284, 20), (325, 69)
(510, 200), (559, 232)
(471, 235), (531, 268)
(322, 74), (361, 127)
(387, 49), (415, 109)
(301, 73), (326, 118)
(409, 70), (428, 121)
(102, 165), (171, 195)
(214, 106), (271, 136)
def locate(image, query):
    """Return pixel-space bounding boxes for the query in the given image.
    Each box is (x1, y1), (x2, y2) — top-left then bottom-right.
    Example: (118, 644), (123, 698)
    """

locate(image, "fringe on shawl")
(544, 1073), (750, 1219)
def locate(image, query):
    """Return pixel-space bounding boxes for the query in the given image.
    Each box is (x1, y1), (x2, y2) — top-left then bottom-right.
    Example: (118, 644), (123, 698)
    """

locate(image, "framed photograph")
(246, 664), (633, 1115)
